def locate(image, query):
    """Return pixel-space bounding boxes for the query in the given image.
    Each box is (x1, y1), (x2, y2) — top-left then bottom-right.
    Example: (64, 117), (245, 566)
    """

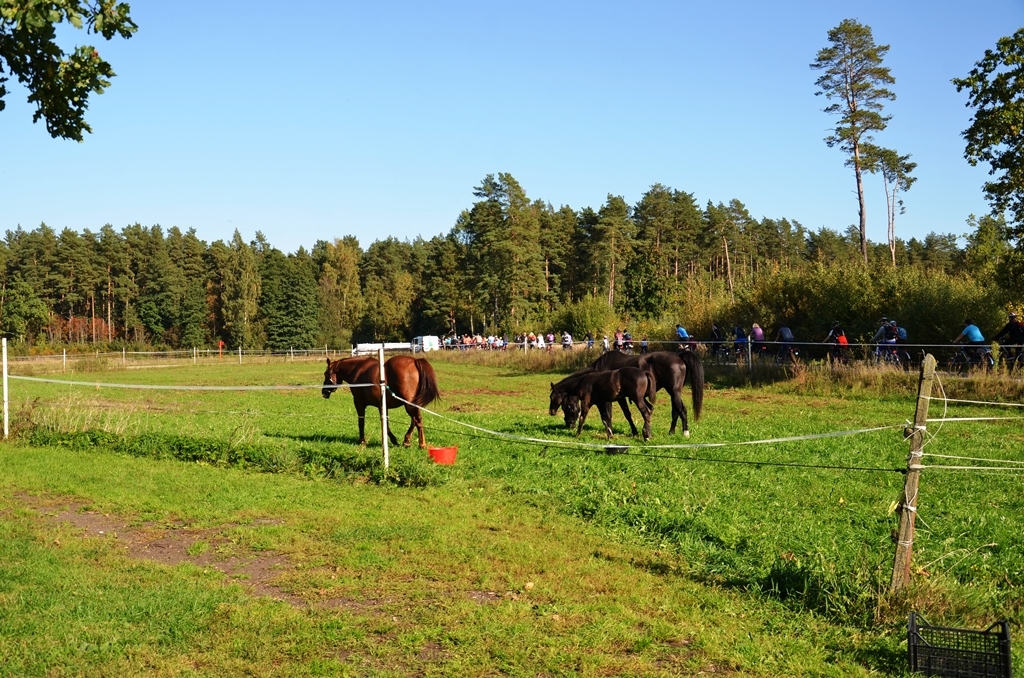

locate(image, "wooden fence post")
(891, 353), (936, 592)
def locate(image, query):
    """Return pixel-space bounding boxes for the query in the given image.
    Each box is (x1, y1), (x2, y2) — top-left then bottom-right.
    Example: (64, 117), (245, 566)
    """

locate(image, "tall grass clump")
(22, 426), (440, 488)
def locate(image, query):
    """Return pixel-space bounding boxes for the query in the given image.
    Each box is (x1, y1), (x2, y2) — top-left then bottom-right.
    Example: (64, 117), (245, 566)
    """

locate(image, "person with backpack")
(823, 321), (850, 363)
(872, 316), (897, 361)
(890, 320), (912, 365)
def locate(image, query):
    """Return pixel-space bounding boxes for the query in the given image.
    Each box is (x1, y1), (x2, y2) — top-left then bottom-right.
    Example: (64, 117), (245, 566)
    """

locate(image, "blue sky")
(3, 1), (1022, 254)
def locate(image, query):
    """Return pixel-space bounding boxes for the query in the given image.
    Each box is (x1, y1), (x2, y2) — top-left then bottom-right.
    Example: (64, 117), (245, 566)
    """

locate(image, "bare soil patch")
(15, 492), (341, 610)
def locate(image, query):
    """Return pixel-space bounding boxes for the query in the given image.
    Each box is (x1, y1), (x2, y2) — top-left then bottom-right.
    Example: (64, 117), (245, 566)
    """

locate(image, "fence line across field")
(4, 344), (1021, 474)
(2, 343), (906, 472)
(384, 388), (904, 462)
(922, 452), (1024, 466)
(6, 375), (374, 392)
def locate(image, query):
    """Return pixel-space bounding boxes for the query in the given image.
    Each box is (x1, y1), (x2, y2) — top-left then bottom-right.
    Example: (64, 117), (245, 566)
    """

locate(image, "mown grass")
(2, 350), (1022, 675)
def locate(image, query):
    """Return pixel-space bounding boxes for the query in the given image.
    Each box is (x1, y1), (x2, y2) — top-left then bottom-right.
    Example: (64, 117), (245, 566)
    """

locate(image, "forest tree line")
(2, 173), (1020, 353)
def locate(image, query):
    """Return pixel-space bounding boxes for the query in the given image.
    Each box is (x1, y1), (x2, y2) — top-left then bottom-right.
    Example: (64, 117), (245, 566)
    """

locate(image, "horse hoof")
(683, 430), (690, 438)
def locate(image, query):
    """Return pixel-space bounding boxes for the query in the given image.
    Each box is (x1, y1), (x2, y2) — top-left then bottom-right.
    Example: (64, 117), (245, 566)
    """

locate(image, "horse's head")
(548, 382), (564, 416)
(322, 358), (337, 399)
(560, 396), (581, 429)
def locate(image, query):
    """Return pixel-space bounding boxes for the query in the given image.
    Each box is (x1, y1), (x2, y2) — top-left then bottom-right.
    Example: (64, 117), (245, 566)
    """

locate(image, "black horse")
(549, 366), (656, 440)
(588, 350), (704, 437)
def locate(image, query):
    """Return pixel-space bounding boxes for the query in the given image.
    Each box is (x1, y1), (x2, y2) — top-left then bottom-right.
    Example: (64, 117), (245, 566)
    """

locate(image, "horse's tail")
(644, 369), (657, 407)
(679, 349), (704, 421)
(412, 358), (441, 407)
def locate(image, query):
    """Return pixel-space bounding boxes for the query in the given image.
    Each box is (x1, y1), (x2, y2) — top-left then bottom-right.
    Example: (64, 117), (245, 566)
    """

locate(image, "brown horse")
(322, 355), (441, 448)
(549, 366), (656, 440)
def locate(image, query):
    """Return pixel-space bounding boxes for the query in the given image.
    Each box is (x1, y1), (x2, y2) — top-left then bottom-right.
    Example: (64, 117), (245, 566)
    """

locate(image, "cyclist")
(823, 321), (850, 363)
(872, 316), (898, 360)
(750, 323), (766, 358)
(676, 323), (695, 351)
(775, 325), (796, 361)
(733, 324), (748, 358)
(561, 331), (573, 350)
(991, 312), (1024, 363)
(953, 319), (991, 366)
(707, 322), (726, 359)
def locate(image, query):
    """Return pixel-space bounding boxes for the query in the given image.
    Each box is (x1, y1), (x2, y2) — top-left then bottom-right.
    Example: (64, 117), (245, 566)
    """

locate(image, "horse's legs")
(402, 404), (427, 448)
(599, 401), (616, 438)
(615, 400), (636, 435)
(383, 408), (399, 446)
(636, 393), (653, 441)
(618, 398), (639, 437)
(356, 406), (368, 445)
(669, 387), (687, 435)
(575, 397), (592, 437)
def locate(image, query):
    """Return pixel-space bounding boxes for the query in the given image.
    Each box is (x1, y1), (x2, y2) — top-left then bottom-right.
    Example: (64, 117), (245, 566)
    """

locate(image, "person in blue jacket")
(953, 319), (986, 347)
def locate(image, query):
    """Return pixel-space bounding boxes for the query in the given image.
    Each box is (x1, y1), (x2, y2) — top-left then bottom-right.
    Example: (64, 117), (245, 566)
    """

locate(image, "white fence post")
(238, 347), (242, 364)
(2, 338), (8, 440)
(63, 348), (66, 373)
(379, 346), (389, 470)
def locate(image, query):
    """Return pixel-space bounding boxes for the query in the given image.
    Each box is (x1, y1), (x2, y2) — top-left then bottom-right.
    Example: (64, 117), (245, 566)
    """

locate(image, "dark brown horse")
(322, 355), (441, 448)
(549, 366), (656, 440)
(588, 350), (704, 436)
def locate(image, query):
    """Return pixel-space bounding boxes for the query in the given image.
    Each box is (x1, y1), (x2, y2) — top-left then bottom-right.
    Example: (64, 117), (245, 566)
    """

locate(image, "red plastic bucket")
(428, 446), (458, 465)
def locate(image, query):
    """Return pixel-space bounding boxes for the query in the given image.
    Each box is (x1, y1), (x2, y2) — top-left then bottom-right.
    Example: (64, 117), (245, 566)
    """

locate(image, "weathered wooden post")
(891, 353), (936, 592)
(378, 346), (389, 470)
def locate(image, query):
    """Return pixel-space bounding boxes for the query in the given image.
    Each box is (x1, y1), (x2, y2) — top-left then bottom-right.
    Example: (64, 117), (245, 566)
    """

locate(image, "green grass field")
(1, 351), (1021, 676)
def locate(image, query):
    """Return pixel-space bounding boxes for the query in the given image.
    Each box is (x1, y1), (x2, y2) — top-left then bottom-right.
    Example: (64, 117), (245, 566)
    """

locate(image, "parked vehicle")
(413, 336), (440, 353)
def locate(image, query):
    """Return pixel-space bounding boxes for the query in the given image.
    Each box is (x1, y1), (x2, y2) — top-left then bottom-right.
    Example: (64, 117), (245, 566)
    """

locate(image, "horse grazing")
(549, 366), (656, 440)
(322, 355), (441, 448)
(588, 350), (704, 436)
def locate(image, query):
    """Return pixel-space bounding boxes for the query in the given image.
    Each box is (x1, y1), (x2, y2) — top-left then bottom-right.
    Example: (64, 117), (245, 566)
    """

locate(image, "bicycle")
(706, 342), (730, 365)
(775, 346), (800, 365)
(996, 343), (1023, 372)
(826, 344), (853, 365)
(877, 344), (912, 370)
(947, 345), (994, 375)
(752, 343), (771, 362)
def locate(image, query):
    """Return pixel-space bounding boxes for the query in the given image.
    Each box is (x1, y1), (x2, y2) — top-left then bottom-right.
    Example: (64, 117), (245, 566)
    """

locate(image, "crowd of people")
(673, 312), (1024, 366)
(436, 312), (1024, 367)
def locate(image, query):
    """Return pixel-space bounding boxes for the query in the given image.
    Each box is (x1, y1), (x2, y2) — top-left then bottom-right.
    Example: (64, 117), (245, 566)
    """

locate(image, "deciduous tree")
(952, 28), (1024, 239)
(0, 0), (136, 140)
(863, 145), (917, 266)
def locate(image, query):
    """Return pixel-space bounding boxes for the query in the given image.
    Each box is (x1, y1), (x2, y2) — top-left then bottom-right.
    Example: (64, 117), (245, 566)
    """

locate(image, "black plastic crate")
(909, 613), (1012, 678)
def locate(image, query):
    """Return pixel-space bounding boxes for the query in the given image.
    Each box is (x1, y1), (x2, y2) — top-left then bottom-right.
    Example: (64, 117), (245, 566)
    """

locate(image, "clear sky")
(3, 1), (1022, 254)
